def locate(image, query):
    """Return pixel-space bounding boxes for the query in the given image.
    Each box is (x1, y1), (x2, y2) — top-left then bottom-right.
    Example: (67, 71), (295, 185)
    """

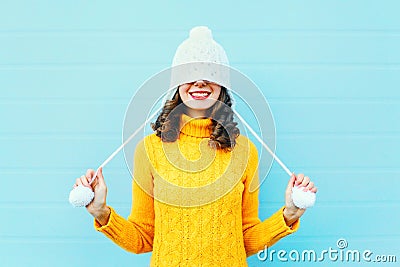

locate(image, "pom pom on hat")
(189, 26), (213, 40)
(172, 26), (229, 67)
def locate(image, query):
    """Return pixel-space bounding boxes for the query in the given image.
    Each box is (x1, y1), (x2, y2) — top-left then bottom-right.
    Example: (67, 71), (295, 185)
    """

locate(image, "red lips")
(189, 91), (211, 100)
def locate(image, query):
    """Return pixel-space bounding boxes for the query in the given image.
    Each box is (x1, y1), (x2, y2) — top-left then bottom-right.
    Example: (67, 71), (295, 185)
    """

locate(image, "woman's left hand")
(283, 173), (317, 226)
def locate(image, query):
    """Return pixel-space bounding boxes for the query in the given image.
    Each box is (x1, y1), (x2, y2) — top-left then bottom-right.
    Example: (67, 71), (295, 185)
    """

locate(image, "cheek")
(211, 85), (222, 99)
(178, 85), (190, 99)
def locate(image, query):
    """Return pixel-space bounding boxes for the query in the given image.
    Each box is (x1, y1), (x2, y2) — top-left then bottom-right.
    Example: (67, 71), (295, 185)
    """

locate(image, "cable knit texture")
(94, 113), (300, 266)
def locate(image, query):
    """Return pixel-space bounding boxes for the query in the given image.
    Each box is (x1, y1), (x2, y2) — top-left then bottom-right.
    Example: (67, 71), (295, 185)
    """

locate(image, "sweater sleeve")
(242, 141), (300, 257)
(94, 139), (155, 254)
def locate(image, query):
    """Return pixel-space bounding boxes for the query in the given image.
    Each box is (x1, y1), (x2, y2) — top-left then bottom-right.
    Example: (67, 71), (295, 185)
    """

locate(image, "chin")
(184, 99), (217, 112)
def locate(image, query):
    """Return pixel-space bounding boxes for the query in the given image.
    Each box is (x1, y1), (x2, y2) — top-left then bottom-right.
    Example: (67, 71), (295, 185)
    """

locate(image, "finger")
(91, 168), (104, 192)
(75, 177), (83, 187)
(311, 186), (318, 193)
(285, 173), (296, 195)
(97, 167), (106, 186)
(304, 181), (314, 192)
(86, 169), (95, 181)
(80, 175), (90, 187)
(300, 176), (310, 188)
(295, 173), (304, 185)
(90, 176), (98, 189)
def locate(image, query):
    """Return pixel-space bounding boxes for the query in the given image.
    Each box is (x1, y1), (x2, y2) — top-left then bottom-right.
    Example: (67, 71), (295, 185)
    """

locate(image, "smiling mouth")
(189, 91), (211, 100)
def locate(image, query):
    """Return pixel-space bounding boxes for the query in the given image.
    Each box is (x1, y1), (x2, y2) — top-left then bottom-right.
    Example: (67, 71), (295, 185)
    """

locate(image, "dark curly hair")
(151, 87), (240, 151)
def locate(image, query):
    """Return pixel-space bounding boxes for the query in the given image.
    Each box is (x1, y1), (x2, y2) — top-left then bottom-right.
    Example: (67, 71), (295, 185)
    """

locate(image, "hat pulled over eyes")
(166, 26), (231, 101)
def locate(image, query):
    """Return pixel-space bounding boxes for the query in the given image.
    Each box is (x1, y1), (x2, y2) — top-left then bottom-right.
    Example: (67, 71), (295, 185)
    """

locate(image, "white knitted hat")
(166, 26), (231, 101)
(172, 26), (229, 67)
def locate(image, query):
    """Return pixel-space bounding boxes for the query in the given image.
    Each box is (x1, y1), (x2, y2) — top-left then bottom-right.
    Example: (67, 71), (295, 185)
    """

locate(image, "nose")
(193, 80), (206, 88)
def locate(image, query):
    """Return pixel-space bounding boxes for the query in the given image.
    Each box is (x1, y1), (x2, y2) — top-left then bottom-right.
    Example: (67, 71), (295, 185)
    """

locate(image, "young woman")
(73, 26), (317, 267)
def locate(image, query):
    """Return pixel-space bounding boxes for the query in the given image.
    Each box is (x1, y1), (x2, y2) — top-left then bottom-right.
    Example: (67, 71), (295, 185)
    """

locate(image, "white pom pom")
(69, 185), (94, 207)
(189, 26), (212, 40)
(291, 186), (316, 209)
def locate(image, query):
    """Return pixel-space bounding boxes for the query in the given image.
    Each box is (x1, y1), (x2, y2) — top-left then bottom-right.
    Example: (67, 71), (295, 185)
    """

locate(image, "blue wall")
(1, 1), (399, 266)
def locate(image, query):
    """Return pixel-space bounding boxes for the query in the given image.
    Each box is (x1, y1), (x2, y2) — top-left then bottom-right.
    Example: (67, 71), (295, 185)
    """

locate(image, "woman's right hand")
(74, 167), (111, 225)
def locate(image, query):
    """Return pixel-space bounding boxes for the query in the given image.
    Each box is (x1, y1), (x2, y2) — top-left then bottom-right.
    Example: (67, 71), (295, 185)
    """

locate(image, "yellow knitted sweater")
(94, 113), (299, 266)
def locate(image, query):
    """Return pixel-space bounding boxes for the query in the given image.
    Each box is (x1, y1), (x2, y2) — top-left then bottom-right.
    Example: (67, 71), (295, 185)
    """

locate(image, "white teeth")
(191, 92), (209, 97)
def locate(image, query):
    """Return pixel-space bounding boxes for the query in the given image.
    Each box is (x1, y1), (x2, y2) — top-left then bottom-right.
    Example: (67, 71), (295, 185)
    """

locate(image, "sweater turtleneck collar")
(180, 113), (213, 138)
